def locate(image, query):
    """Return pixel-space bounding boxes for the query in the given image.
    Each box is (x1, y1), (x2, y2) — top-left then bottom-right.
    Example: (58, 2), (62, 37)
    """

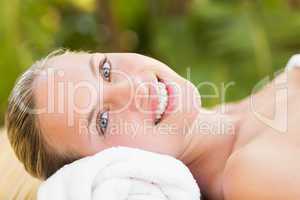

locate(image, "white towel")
(38, 147), (201, 200)
(286, 54), (300, 70)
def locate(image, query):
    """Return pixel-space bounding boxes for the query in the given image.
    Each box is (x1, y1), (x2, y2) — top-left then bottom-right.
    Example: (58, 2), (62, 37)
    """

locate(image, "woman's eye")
(100, 58), (111, 81)
(97, 111), (109, 135)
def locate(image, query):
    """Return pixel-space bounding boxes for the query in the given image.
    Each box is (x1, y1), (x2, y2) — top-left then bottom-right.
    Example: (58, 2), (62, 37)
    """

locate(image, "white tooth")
(163, 100), (167, 106)
(162, 95), (167, 102)
(159, 104), (164, 114)
(158, 84), (164, 90)
(158, 83), (166, 94)
(160, 96), (165, 103)
(157, 104), (162, 111)
(163, 105), (167, 111)
(162, 101), (166, 106)
(155, 81), (169, 122)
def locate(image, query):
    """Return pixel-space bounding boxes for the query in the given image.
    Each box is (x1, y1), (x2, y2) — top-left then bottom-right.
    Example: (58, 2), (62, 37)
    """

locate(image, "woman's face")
(34, 52), (201, 158)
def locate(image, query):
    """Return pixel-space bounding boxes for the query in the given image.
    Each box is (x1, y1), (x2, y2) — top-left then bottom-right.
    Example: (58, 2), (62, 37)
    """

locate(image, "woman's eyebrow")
(87, 105), (96, 131)
(89, 54), (97, 78)
(86, 107), (96, 143)
(86, 55), (97, 130)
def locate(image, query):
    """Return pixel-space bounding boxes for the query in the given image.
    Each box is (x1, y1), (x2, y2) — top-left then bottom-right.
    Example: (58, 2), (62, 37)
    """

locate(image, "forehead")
(46, 52), (92, 70)
(32, 52), (96, 154)
(34, 52), (96, 112)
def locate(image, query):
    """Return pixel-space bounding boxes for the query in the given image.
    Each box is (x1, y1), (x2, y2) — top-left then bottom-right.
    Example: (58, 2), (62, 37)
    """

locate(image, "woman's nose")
(104, 76), (149, 112)
(104, 78), (135, 111)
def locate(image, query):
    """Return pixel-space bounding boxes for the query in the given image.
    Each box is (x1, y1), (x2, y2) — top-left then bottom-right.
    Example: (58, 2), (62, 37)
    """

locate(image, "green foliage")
(1, 0), (300, 125)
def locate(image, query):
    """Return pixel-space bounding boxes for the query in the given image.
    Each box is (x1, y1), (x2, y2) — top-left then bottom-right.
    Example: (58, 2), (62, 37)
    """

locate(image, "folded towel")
(38, 147), (201, 200)
(286, 54), (300, 70)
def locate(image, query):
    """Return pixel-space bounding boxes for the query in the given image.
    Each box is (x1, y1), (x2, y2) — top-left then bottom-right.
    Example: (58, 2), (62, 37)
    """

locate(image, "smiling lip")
(159, 78), (175, 120)
(150, 76), (175, 125)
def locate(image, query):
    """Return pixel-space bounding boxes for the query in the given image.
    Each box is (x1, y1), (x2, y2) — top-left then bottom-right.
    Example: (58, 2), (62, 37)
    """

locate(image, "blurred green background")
(1, 0), (300, 126)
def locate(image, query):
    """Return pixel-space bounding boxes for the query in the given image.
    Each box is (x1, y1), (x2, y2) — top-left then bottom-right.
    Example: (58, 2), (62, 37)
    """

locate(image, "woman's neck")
(179, 109), (238, 200)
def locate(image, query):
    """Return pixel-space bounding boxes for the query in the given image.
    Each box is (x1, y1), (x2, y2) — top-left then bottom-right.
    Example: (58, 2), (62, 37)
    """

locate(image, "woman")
(6, 50), (300, 199)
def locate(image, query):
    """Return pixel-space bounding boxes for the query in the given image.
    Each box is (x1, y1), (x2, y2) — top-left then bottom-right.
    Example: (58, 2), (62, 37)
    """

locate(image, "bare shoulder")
(222, 133), (300, 200)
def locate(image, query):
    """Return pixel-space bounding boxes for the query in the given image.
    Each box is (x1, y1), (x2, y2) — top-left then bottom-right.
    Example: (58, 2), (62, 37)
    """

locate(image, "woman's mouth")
(155, 81), (169, 124)
(153, 75), (177, 125)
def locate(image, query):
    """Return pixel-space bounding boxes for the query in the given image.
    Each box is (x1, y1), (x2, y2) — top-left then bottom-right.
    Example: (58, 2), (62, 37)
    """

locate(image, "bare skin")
(221, 69), (300, 200)
(34, 52), (300, 200)
(194, 69), (300, 199)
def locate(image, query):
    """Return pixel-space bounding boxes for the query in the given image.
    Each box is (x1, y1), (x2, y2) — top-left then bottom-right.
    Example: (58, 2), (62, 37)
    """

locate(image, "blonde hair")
(5, 49), (79, 179)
